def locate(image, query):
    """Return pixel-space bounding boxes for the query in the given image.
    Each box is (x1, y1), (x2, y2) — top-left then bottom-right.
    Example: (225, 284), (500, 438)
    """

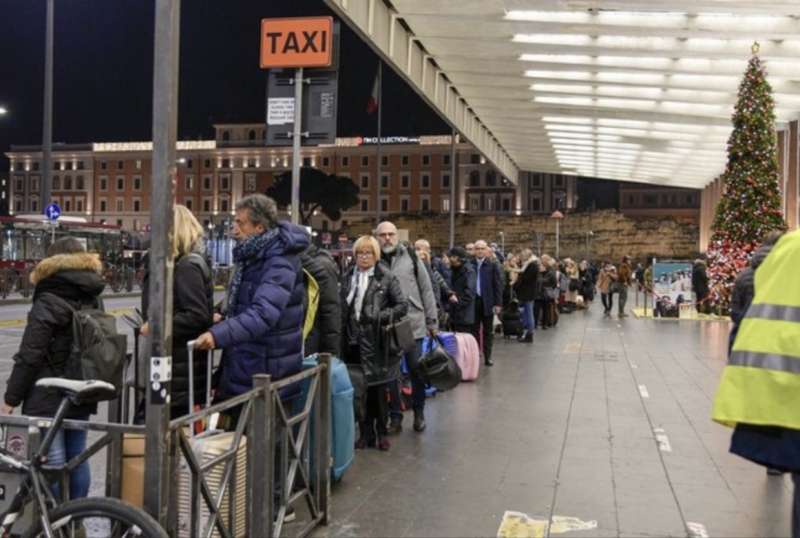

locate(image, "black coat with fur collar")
(5, 253), (105, 418)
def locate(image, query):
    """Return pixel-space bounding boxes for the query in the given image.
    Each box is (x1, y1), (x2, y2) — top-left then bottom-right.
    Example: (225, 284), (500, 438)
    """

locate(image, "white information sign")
(267, 98), (295, 125)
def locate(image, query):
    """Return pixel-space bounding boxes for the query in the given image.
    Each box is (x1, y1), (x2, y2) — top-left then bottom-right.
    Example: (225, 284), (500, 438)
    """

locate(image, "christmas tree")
(706, 43), (786, 312)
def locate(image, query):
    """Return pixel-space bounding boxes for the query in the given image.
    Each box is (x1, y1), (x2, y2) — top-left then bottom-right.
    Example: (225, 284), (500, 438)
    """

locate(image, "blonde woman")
(341, 236), (407, 451)
(141, 205), (214, 419)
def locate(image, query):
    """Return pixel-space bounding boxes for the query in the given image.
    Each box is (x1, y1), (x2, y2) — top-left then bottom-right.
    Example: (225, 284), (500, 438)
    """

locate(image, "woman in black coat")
(446, 247), (476, 333)
(513, 249), (538, 342)
(3, 237), (105, 500)
(341, 236), (407, 451)
(142, 205), (214, 419)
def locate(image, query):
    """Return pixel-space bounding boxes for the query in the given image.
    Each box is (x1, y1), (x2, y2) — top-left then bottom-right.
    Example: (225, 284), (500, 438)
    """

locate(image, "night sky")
(0, 0), (448, 170)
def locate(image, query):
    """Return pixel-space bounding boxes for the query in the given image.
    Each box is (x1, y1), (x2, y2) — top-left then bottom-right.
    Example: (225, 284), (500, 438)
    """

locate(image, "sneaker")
(520, 333), (533, 343)
(377, 437), (391, 451)
(284, 508), (296, 523)
(484, 359), (494, 367)
(413, 411), (426, 432)
(388, 416), (403, 434)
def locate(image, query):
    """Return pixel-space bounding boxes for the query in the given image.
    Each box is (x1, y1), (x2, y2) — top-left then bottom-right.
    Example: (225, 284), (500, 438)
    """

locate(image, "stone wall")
(348, 210), (700, 261)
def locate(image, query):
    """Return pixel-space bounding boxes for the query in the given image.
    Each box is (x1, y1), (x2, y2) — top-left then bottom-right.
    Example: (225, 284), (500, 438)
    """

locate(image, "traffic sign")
(260, 17), (334, 69)
(45, 203), (61, 222)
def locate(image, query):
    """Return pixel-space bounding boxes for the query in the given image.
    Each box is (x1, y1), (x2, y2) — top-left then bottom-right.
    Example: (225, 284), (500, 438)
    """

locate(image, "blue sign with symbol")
(45, 203), (61, 222)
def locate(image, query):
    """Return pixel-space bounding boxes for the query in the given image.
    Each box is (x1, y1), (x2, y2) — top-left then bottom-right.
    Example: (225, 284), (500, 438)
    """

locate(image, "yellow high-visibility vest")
(712, 229), (800, 430)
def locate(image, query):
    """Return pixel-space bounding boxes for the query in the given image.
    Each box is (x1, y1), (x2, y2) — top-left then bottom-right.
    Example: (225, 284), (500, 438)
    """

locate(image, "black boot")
(413, 410), (426, 432)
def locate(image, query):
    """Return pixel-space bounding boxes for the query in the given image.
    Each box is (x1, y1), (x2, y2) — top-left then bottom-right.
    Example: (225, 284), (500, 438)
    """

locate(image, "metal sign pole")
(144, 0), (180, 527)
(291, 67), (303, 225)
(41, 0), (54, 210)
(449, 128), (456, 250)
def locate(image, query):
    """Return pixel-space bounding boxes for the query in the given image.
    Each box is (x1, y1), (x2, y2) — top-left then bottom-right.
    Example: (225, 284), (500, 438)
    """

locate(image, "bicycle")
(0, 378), (167, 538)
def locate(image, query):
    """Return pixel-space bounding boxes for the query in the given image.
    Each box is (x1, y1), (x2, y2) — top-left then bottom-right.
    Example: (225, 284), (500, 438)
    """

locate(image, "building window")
(245, 173), (257, 192)
(554, 176), (565, 188)
(116, 176), (125, 191)
(204, 159), (211, 169)
(485, 170), (497, 187)
(222, 130), (230, 142)
(247, 158), (256, 168)
(361, 156), (369, 167)
(322, 157), (330, 167)
(248, 129), (256, 141)
(442, 198), (450, 212)
(14, 178), (23, 193)
(186, 159), (193, 169)
(360, 198), (368, 212)
(33, 162), (40, 171)
(360, 174), (369, 189)
(31, 198), (39, 212)
(203, 198), (211, 212)
(66, 162), (73, 171)
(401, 155), (409, 167)
(31, 177), (40, 193)
(502, 197), (512, 212)
(469, 195), (480, 211)
(443, 154), (451, 166)
(421, 174), (430, 189)
(116, 199), (124, 212)
(643, 194), (658, 207)
(401, 198), (409, 212)
(76, 176), (85, 190)
(469, 170), (480, 187)
(100, 199), (107, 212)
(553, 191), (567, 210)
(401, 174), (410, 189)
(99, 176), (108, 191)
(135, 160), (142, 170)
(381, 174), (390, 189)
(442, 174), (451, 189)
(220, 198), (230, 213)
(341, 156), (350, 167)
(303, 157), (312, 167)
(486, 196), (495, 212)
(421, 198), (430, 212)
(185, 176), (194, 191)
(380, 198), (388, 212)
(133, 199), (141, 212)
(381, 155), (388, 166)
(531, 193), (543, 212)
(133, 176), (142, 191)
(220, 175), (230, 191)
(185, 198), (193, 211)
(117, 160), (124, 170)
(14, 198), (22, 212)
(422, 155), (430, 166)
(470, 154), (481, 164)
(100, 161), (107, 171)
(76, 199), (84, 213)
(203, 176), (212, 190)
(53, 176), (61, 190)
(64, 176), (73, 190)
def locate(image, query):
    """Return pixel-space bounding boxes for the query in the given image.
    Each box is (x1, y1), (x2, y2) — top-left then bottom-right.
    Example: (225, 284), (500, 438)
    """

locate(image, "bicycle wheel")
(24, 497), (167, 538)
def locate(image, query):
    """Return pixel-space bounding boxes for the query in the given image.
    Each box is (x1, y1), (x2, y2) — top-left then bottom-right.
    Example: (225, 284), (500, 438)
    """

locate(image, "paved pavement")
(315, 306), (792, 538)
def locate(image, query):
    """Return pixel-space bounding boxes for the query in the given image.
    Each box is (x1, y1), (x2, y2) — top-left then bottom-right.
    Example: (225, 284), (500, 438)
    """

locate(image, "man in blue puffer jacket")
(195, 194), (310, 398)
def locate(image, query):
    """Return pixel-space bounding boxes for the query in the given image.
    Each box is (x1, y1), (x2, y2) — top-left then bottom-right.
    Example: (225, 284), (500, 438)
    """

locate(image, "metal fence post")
(105, 390), (123, 500)
(250, 375), (273, 537)
(144, 0), (181, 527)
(317, 353), (332, 525)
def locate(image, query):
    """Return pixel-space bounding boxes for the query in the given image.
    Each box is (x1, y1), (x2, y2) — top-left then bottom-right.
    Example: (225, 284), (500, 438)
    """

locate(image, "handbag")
(418, 335), (462, 391)
(383, 310), (416, 358)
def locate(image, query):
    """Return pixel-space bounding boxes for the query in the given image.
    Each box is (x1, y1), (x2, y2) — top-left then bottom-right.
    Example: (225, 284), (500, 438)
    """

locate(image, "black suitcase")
(501, 301), (524, 337)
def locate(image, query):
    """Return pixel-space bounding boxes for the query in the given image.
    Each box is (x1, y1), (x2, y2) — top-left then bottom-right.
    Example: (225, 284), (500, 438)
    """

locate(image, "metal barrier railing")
(0, 355), (333, 538)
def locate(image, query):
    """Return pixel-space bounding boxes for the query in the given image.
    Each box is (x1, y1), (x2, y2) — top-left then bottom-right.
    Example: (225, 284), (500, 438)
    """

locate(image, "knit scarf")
(227, 228), (279, 314)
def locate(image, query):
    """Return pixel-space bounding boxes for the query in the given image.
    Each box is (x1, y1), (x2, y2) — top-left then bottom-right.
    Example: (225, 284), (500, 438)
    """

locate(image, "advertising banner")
(652, 261), (695, 318)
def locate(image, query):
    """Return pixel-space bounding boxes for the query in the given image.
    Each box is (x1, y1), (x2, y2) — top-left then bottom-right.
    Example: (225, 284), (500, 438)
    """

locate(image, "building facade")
(6, 124), (581, 232)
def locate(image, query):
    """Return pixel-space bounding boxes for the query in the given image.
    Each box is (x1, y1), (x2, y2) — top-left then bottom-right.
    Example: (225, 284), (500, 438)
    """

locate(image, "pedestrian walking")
(597, 262), (617, 316)
(616, 256), (632, 318)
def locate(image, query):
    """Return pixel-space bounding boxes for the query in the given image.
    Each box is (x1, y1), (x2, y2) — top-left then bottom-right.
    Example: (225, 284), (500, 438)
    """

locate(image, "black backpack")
(46, 294), (127, 392)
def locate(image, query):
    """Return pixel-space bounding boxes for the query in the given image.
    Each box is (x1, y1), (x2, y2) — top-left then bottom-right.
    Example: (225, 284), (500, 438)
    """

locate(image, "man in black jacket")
(300, 244), (341, 356)
(447, 247), (476, 333)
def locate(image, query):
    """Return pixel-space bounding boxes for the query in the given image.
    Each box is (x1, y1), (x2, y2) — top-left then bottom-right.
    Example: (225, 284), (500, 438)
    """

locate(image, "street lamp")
(0, 107), (7, 116)
(585, 230), (594, 260)
(550, 210), (564, 259)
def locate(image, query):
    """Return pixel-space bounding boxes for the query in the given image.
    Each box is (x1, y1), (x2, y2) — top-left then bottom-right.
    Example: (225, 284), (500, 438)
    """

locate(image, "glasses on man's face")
(356, 251), (374, 258)
(377, 232), (396, 238)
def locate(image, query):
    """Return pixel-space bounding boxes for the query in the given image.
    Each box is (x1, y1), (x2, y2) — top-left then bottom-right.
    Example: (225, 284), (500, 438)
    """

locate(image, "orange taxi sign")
(260, 17), (334, 69)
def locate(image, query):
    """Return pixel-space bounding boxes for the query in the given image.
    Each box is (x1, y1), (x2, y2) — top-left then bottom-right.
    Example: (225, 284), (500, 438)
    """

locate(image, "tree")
(266, 167), (360, 225)
(706, 44), (787, 311)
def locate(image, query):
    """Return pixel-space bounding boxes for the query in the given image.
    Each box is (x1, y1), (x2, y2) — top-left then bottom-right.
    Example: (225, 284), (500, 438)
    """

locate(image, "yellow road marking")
(497, 512), (598, 538)
(0, 308), (135, 330)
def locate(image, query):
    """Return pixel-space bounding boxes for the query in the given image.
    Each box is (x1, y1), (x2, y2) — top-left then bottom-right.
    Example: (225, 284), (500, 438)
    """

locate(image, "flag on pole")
(367, 69), (379, 114)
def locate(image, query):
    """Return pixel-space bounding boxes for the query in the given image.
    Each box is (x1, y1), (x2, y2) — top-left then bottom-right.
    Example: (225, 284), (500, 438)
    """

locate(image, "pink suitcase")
(454, 333), (480, 381)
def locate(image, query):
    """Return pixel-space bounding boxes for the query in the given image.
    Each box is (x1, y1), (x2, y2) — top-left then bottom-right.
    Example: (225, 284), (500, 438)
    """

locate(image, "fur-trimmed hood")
(30, 252), (103, 285)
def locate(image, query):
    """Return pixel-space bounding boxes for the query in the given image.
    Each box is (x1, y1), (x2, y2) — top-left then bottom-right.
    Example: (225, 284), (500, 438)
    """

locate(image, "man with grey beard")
(375, 221), (438, 433)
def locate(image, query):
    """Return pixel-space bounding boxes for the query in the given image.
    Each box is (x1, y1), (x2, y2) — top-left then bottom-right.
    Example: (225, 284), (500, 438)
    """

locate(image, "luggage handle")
(186, 340), (216, 433)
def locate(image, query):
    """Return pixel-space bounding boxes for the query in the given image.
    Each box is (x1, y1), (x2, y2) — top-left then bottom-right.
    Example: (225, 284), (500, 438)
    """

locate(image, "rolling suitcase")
(454, 333), (480, 381)
(501, 301), (524, 337)
(303, 355), (355, 482)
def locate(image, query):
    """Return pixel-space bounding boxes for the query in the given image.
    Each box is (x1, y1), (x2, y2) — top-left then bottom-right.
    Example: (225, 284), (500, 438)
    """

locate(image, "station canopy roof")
(324, 0), (800, 188)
